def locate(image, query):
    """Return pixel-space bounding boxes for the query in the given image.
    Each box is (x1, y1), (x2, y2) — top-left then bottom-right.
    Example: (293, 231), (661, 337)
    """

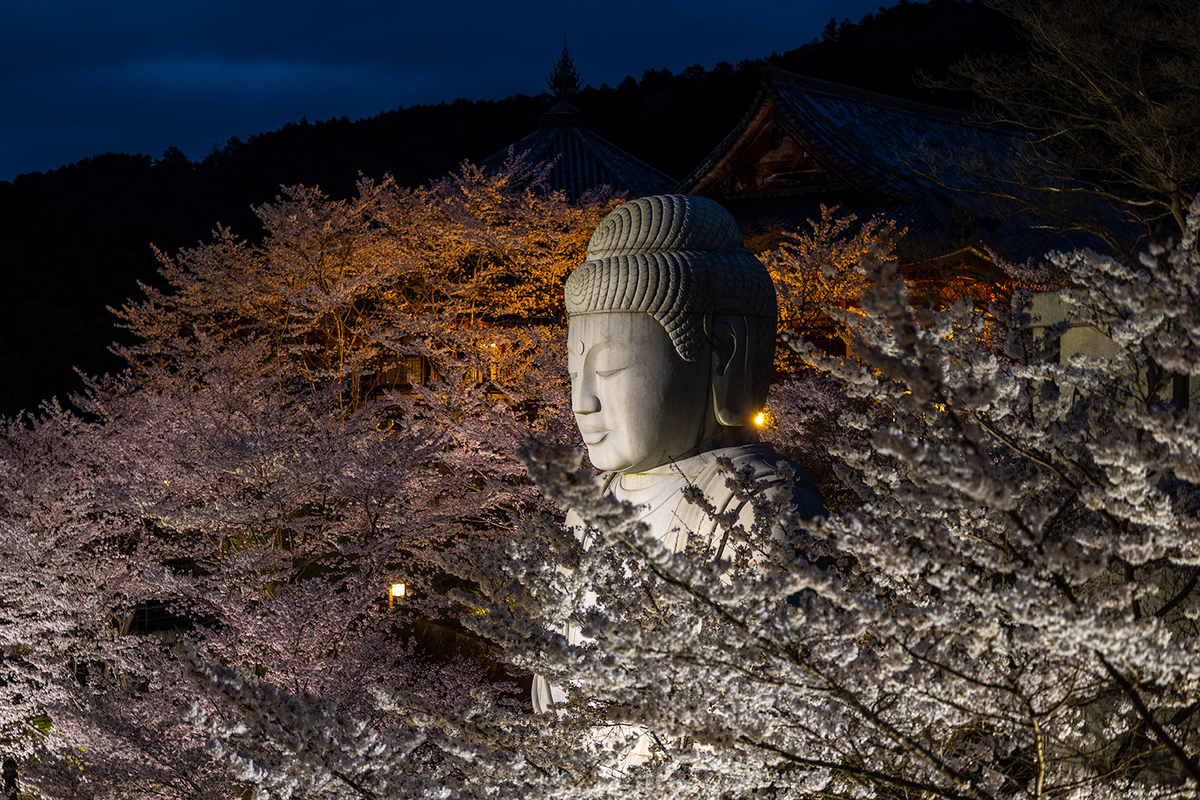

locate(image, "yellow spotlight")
(754, 411), (766, 427)
(388, 582), (406, 608)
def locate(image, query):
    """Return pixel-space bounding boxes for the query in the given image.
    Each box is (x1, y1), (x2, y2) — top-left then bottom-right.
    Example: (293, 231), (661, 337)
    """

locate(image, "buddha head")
(564, 194), (777, 474)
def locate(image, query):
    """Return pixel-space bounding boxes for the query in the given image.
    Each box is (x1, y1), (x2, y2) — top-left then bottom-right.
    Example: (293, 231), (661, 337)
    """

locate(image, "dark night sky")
(1, 0), (889, 181)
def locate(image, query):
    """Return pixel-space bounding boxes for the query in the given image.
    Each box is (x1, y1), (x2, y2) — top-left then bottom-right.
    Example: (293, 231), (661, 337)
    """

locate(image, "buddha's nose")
(572, 377), (601, 414)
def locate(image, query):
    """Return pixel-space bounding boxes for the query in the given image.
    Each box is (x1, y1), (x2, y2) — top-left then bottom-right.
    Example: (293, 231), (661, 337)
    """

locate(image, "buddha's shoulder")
(691, 442), (825, 519)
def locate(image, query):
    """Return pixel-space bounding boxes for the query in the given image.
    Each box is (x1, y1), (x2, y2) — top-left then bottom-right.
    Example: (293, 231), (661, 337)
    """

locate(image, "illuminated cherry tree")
(0, 157), (610, 798)
(186, 203), (1200, 799)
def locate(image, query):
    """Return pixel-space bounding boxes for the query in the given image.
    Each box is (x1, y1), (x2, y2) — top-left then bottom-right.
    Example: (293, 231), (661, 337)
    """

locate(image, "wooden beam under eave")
(688, 99), (847, 199)
(686, 100), (776, 197)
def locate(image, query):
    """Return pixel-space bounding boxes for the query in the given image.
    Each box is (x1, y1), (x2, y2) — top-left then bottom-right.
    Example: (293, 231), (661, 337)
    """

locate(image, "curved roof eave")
(675, 88), (771, 195)
(760, 68), (920, 203)
(480, 125), (673, 200)
(675, 71), (907, 202)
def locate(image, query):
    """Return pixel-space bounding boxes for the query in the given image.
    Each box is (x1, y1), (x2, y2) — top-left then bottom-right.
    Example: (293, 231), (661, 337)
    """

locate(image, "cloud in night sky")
(1, 0), (890, 180)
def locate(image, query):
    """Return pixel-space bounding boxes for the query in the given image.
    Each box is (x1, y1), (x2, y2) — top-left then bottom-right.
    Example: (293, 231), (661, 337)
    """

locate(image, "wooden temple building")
(678, 67), (1103, 275)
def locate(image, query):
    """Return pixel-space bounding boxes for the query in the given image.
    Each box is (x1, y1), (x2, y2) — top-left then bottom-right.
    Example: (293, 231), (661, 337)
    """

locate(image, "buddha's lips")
(577, 427), (608, 445)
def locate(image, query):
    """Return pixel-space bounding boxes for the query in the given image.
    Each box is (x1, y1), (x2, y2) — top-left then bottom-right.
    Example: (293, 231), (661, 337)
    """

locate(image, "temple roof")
(679, 67), (1116, 262)
(481, 101), (675, 202)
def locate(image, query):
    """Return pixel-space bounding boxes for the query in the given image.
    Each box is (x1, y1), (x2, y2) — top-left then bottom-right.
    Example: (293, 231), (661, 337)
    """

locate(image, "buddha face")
(567, 311), (713, 473)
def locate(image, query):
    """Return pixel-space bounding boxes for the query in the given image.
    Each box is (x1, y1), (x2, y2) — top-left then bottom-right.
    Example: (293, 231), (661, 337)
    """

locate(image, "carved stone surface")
(534, 195), (824, 740)
(565, 194), (777, 402)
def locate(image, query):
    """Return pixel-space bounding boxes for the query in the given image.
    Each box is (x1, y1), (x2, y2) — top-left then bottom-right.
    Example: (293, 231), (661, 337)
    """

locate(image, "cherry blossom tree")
(0, 157), (612, 798)
(186, 201), (1200, 800)
(759, 205), (904, 358)
(117, 153), (613, 410)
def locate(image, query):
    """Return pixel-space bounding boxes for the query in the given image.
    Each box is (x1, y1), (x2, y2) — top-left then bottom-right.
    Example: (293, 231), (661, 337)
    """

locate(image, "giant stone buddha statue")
(532, 194), (824, 724)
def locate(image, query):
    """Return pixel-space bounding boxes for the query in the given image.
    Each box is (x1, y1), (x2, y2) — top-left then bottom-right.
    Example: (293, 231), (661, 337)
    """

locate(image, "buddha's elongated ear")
(707, 303), (757, 427)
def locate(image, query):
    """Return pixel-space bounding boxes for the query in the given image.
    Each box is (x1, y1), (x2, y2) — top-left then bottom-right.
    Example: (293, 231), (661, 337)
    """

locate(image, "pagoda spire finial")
(547, 37), (581, 99)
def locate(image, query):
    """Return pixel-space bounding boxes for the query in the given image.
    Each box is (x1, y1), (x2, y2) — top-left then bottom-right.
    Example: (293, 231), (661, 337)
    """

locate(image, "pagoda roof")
(679, 67), (1120, 262)
(481, 102), (675, 202)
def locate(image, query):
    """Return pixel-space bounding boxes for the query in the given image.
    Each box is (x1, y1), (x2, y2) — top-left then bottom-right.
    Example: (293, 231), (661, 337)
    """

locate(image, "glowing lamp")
(754, 411), (766, 427)
(388, 582), (406, 608)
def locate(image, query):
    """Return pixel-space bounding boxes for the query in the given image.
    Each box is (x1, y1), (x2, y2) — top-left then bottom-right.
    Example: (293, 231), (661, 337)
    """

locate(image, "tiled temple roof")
(761, 69), (1023, 202)
(680, 67), (1122, 262)
(481, 101), (675, 202)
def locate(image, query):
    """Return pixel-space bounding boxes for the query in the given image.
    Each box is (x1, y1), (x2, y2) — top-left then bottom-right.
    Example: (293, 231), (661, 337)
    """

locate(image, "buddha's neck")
(671, 424), (759, 466)
(611, 438), (762, 495)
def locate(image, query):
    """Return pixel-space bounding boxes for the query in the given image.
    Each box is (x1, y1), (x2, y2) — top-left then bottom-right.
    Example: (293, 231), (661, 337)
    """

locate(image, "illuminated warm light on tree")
(0, 155), (616, 797)
(756, 205), (903, 369)
(754, 411), (766, 427)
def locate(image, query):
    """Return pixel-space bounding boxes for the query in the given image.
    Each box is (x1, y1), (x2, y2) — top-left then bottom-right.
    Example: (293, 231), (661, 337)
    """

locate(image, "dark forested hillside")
(0, 0), (1020, 416)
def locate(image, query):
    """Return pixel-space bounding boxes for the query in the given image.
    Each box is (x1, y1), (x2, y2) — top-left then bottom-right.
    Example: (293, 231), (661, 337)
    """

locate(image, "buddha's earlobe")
(708, 311), (756, 427)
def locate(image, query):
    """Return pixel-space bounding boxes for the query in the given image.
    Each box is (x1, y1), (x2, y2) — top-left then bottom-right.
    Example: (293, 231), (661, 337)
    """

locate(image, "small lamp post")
(388, 582), (406, 609)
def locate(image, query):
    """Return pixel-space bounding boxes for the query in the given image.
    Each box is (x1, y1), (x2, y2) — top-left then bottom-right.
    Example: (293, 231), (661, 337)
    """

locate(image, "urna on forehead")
(563, 194), (777, 364)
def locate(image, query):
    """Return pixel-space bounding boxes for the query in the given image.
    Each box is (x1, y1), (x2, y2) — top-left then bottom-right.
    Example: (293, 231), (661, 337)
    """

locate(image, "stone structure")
(532, 195), (824, 738)
(1028, 292), (1198, 408)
